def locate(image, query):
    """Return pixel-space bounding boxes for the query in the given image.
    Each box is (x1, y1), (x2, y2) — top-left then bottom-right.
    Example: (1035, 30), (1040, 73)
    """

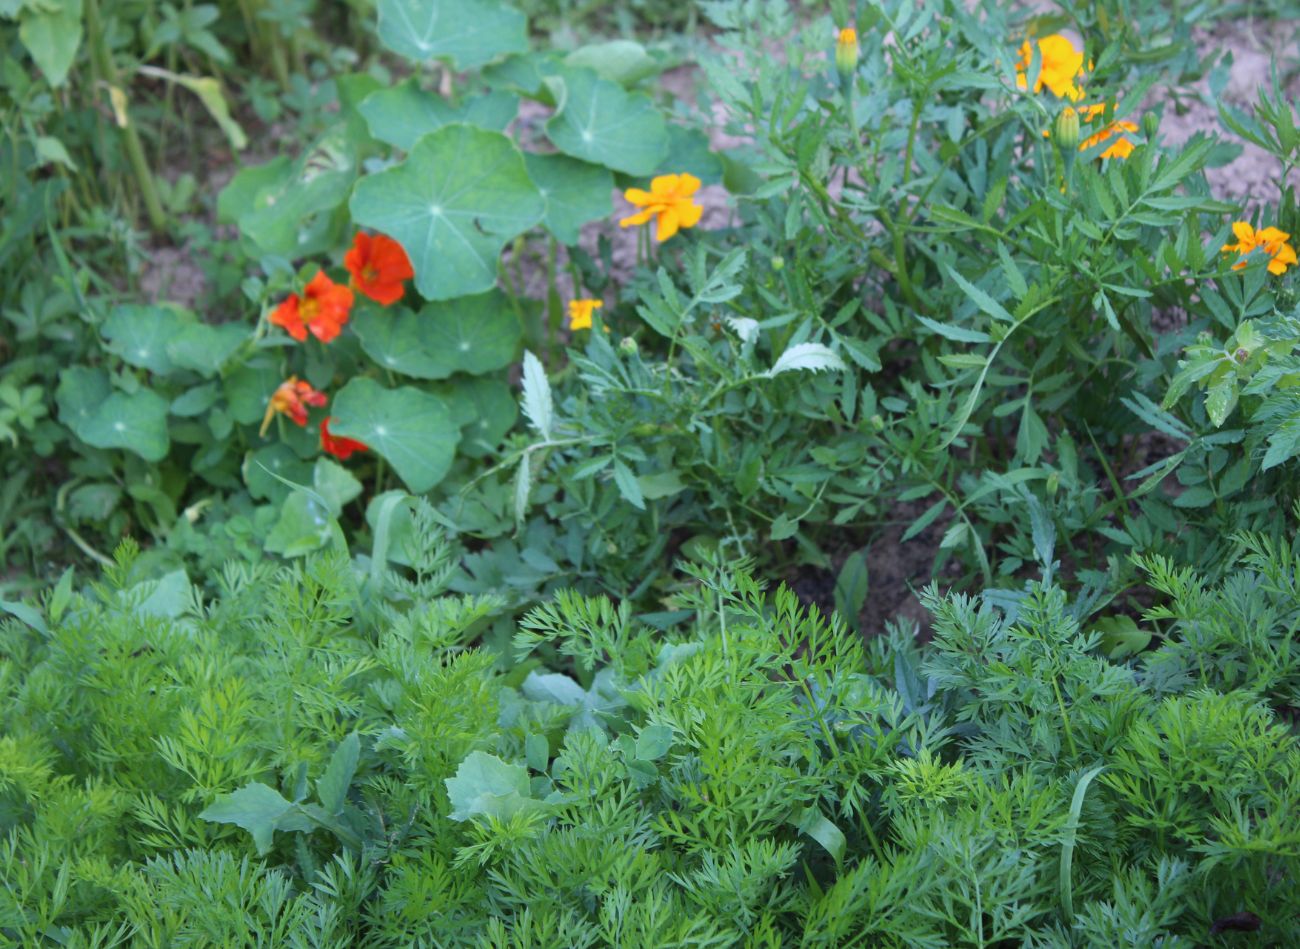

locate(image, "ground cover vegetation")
(2, 0), (1300, 944)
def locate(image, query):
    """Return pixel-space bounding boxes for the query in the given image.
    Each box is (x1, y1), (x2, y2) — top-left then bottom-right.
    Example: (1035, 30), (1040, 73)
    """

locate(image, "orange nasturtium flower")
(269, 271), (354, 343)
(568, 299), (603, 331)
(1222, 223), (1298, 276)
(320, 416), (368, 460)
(1015, 34), (1086, 101)
(344, 232), (414, 305)
(619, 174), (704, 243)
(260, 376), (327, 437)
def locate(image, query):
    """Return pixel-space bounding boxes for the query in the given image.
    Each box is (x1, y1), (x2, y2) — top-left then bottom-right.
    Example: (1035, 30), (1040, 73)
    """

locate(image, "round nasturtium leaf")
(359, 79), (519, 151)
(349, 125), (545, 302)
(329, 378), (460, 494)
(376, 0), (527, 70)
(421, 291), (521, 377)
(544, 68), (670, 176)
(56, 367), (170, 462)
(243, 443), (314, 503)
(435, 376), (518, 457)
(102, 304), (191, 375)
(524, 153), (614, 246)
(352, 291), (521, 380)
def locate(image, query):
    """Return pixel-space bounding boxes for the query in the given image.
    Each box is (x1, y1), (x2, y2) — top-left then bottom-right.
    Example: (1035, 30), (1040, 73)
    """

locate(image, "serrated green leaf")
(317, 733), (360, 816)
(445, 751), (533, 822)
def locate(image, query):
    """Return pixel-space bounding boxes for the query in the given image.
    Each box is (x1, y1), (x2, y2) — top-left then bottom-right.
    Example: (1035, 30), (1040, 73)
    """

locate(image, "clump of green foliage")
(3, 501), (1300, 944)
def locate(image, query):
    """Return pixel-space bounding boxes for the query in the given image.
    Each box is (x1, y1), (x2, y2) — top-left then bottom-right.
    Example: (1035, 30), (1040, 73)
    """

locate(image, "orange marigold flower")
(1015, 34), (1086, 101)
(1222, 222), (1298, 276)
(619, 173), (704, 243)
(269, 271), (354, 344)
(344, 232), (414, 306)
(320, 416), (368, 460)
(568, 299), (603, 331)
(260, 376), (327, 437)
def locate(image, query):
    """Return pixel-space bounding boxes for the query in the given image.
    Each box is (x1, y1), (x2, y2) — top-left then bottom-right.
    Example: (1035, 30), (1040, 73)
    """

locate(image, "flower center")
(300, 297), (320, 321)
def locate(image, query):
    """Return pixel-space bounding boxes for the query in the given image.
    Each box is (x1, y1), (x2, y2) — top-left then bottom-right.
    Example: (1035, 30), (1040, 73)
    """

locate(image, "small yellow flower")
(1222, 222), (1298, 276)
(568, 299), (603, 331)
(619, 174), (704, 243)
(1015, 34), (1086, 101)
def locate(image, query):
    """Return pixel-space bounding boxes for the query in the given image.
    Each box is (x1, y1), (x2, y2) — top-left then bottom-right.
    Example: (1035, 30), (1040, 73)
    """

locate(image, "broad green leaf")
(613, 459), (645, 509)
(56, 367), (170, 462)
(377, 0), (527, 69)
(359, 79), (518, 150)
(265, 493), (336, 558)
(167, 323), (247, 376)
(1092, 616), (1152, 660)
(224, 126), (357, 259)
(655, 124), (725, 185)
(563, 40), (662, 87)
(329, 377), (459, 493)
(833, 550), (869, 623)
(436, 376), (517, 457)
(445, 751), (533, 822)
(198, 783), (293, 855)
(524, 153), (613, 245)
(352, 291), (521, 380)
(350, 125), (545, 301)
(0, 598), (47, 634)
(223, 360), (281, 426)
(102, 304), (189, 375)
(129, 570), (193, 619)
(795, 806), (846, 864)
(545, 68), (670, 176)
(634, 724), (673, 761)
(244, 443), (313, 503)
(19, 0), (82, 88)
(317, 733), (360, 816)
(313, 457), (363, 514)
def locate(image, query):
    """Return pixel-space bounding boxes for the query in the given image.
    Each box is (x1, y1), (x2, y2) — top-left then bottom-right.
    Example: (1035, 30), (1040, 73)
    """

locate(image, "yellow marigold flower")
(1044, 103), (1139, 160)
(619, 173), (704, 243)
(1081, 119), (1138, 159)
(1222, 222), (1298, 276)
(836, 26), (860, 76)
(568, 299), (603, 331)
(1015, 34), (1086, 101)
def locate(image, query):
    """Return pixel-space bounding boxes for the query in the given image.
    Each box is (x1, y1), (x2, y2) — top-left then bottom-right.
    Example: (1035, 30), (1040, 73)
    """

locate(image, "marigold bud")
(1046, 471), (1060, 497)
(1053, 106), (1081, 152)
(770, 255), (785, 271)
(835, 27), (860, 78)
(1142, 111), (1160, 142)
(618, 336), (638, 356)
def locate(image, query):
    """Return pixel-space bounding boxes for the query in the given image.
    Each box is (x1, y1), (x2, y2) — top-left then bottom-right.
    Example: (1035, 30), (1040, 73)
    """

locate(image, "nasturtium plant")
(329, 378), (459, 493)
(349, 126), (545, 301)
(375, 0), (528, 70)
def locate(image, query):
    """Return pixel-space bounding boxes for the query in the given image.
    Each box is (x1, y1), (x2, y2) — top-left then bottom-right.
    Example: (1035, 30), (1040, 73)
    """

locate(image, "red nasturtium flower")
(344, 232), (414, 305)
(320, 416), (368, 460)
(269, 271), (354, 343)
(260, 376), (327, 437)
